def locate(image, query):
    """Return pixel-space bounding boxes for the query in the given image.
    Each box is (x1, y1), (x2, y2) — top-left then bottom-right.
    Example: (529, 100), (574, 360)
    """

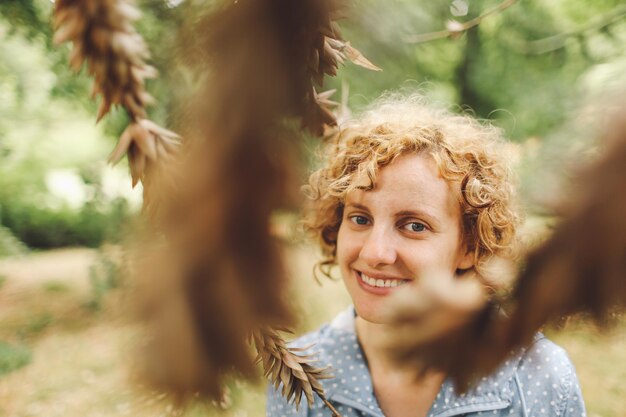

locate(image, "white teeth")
(360, 273), (407, 288)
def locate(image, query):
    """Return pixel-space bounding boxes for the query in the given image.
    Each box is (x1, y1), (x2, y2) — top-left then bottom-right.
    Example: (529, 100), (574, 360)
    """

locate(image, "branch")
(405, 0), (519, 43)
(520, 4), (626, 54)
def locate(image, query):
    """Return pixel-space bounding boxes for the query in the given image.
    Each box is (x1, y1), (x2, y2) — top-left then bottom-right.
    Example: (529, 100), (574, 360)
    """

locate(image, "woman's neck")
(355, 315), (446, 417)
(355, 315), (443, 384)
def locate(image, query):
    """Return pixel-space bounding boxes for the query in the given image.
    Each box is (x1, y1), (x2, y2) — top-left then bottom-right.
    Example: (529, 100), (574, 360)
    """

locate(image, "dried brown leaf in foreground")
(53, 0), (379, 410)
(507, 107), (626, 333)
(132, 240), (262, 401)
(388, 107), (626, 391)
(379, 269), (489, 350)
(134, 0), (371, 411)
(133, 0), (382, 410)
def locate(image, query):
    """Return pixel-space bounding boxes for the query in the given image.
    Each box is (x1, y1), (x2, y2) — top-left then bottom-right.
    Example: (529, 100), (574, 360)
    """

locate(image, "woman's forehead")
(345, 153), (461, 219)
(353, 152), (447, 191)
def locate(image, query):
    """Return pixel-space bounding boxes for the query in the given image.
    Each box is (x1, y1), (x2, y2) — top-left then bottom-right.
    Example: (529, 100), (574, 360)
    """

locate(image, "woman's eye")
(403, 222), (426, 232)
(350, 215), (369, 226)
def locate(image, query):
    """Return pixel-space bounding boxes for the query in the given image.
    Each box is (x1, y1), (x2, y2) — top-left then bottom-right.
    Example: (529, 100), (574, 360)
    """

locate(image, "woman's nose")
(359, 226), (397, 267)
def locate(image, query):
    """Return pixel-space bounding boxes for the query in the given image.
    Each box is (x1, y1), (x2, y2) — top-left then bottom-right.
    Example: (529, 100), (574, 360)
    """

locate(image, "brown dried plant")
(302, 2), (381, 135)
(53, 0), (179, 193)
(254, 328), (340, 416)
(54, 0), (378, 412)
(387, 107), (626, 392)
(132, 0), (378, 413)
(506, 107), (626, 335)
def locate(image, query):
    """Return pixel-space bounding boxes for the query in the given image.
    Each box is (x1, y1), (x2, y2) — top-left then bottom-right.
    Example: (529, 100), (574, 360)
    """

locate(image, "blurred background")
(0, 0), (624, 416)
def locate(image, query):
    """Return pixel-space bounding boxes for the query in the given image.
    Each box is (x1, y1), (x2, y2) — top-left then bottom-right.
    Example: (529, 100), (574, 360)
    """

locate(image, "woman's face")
(336, 152), (473, 324)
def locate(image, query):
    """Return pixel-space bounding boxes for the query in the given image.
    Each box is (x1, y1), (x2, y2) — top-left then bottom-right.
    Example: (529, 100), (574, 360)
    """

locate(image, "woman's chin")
(353, 301), (395, 325)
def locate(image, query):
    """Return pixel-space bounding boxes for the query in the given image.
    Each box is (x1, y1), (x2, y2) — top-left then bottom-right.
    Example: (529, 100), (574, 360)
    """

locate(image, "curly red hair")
(303, 94), (522, 289)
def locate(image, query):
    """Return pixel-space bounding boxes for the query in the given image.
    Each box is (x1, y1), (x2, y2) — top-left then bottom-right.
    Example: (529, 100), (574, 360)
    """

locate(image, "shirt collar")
(315, 307), (529, 417)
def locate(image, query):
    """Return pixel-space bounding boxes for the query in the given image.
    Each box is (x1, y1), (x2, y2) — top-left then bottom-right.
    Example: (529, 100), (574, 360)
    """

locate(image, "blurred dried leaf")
(389, 107), (626, 391)
(134, 0), (368, 412)
(54, 0), (382, 410)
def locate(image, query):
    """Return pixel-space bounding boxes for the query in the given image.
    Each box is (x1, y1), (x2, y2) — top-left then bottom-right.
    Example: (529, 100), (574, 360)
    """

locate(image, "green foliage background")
(0, 0), (624, 250)
(0, 0), (138, 249)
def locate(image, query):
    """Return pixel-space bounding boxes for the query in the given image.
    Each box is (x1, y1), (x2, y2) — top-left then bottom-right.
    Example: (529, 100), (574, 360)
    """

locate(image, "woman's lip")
(354, 270), (410, 295)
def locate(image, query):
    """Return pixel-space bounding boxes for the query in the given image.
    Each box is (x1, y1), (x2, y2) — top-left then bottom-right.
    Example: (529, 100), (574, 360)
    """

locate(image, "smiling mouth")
(358, 271), (410, 288)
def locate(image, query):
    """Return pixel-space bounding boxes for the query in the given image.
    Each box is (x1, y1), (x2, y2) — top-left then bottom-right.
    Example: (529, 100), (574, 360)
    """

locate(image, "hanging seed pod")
(53, 0), (181, 206)
(54, 0), (152, 122)
(136, 0), (377, 413)
(55, 0), (379, 413)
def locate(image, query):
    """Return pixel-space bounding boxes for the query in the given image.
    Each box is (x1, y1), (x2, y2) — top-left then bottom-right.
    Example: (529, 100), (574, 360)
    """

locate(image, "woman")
(267, 95), (586, 417)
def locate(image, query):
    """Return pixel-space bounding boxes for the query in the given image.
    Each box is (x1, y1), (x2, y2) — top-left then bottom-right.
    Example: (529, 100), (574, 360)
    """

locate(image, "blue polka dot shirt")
(266, 307), (586, 417)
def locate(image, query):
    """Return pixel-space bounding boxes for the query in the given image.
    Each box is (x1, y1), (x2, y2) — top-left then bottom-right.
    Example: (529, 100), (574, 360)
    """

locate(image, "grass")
(0, 342), (31, 376)
(0, 246), (624, 417)
(42, 281), (71, 293)
(548, 322), (626, 417)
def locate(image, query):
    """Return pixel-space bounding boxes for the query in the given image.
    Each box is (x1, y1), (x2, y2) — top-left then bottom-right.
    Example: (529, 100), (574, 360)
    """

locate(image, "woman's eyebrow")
(344, 202), (370, 211)
(396, 209), (442, 226)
